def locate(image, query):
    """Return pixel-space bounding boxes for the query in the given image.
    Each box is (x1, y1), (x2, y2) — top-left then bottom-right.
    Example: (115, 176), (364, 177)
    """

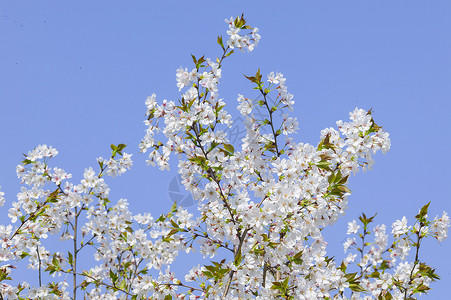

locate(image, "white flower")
(81, 167), (101, 189)
(176, 67), (197, 91)
(237, 94), (253, 116)
(224, 16), (260, 52)
(347, 220), (360, 235)
(431, 211), (450, 242)
(0, 186), (5, 207)
(392, 216), (409, 237)
(343, 237), (356, 252)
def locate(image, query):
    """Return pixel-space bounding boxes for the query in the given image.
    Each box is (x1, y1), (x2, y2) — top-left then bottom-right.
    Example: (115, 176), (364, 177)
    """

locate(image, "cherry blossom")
(0, 15), (448, 300)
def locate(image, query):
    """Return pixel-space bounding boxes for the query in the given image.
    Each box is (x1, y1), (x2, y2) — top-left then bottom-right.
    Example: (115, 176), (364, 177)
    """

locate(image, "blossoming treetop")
(0, 15), (448, 299)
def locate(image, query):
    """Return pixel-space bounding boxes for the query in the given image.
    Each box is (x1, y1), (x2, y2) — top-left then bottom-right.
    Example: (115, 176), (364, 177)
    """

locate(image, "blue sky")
(1, 1), (450, 298)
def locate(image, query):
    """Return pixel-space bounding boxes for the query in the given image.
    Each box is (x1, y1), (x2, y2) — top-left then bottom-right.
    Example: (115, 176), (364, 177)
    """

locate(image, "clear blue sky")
(1, 1), (450, 298)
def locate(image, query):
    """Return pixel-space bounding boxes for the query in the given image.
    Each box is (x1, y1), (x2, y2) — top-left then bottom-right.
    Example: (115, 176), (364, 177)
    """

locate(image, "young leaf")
(223, 143), (235, 155)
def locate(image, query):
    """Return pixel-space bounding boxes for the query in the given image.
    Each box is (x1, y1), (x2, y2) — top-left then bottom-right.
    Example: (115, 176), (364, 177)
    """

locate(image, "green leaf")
(337, 185), (351, 193)
(271, 281), (282, 290)
(369, 271), (381, 278)
(170, 202), (177, 213)
(349, 283), (366, 292)
(344, 272), (357, 281)
(45, 265), (55, 274)
(119, 279), (127, 290)
(170, 219), (179, 228)
(244, 69), (263, 86)
(316, 160), (332, 171)
(188, 156), (206, 165)
(203, 262), (230, 281)
(418, 262), (440, 280)
(282, 276), (289, 288)
(379, 260), (390, 271)
(109, 269), (118, 284)
(22, 158), (33, 165)
(223, 144), (235, 154)
(191, 54), (206, 69)
(292, 251), (303, 265)
(205, 265), (216, 273)
(234, 14), (247, 29)
(317, 133), (331, 150)
(338, 261), (347, 273)
(338, 174), (349, 185)
(328, 172), (336, 184)
(207, 141), (219, 153)
(270, 277), (290, 294)
(378, 291), (393, 300)
(167, 229), (178, 237)
(47, 189), (59, 202)
(415, 202), (430, 220)
(202, 270), (213, 279)
(217, 35), (224, 49)
(156, 214), (166, 222)
(191, 54), (197, 66)
(0, 268), (12, 281)
(225, 49), (234, 57)
(255, 69), (262, 84)
(116, 143), (127, 155)
(359, 213), (377, 229)
(68, 252), (73, 266)
(244, 74), (256, 83)
(234, 248), (242, 266)
(52, 256), (60, 269)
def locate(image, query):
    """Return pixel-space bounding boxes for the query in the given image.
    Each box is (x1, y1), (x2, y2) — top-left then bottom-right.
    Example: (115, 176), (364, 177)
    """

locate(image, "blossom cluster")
(1, 144), (133, 299)
(0, 186), (5, 207)
(0, 15), (448, 300)
(224, 15), (260, 52)
(343, 207), (449, 299)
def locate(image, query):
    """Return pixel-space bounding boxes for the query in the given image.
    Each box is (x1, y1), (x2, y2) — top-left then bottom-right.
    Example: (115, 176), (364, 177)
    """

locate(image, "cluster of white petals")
(0, 186), (5, 207)
(225, 15), (260, 52)
(343, 206), (449, 299)
(431, 212), (450, 242)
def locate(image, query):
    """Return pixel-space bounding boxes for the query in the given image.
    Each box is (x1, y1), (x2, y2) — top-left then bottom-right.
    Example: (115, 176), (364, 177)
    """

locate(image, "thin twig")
(36, 246), (42, 287)
(72, 206), (78, 300)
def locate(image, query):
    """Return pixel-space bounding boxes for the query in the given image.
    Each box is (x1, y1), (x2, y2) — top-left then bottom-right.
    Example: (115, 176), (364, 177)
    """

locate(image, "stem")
(258, 88), (282, 287)
(259, 89), (280, 156)
(164, 283), (204, 293)
(223, 228), (250, 298)
(404, 225), (422, 299)
(358, 228), (368, 276)
(223, 269), (235, 297)
(72, 271), (134, 297)
(71, 164), (106, 299)
(37, 246), (42, 287)
(262, 230), (272, 288)
(192, 230), (234, 253)
(191, 124), (237, 226)
(217, 46), (230, 68)
(73, 206), (78, 300)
